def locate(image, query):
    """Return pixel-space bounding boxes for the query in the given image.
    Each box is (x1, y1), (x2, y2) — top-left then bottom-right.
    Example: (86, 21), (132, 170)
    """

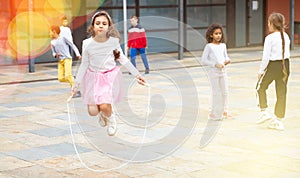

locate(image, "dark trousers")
(257, 59), (290, 118)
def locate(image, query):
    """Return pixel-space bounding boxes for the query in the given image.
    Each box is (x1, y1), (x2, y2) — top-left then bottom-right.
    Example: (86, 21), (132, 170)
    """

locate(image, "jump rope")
(66, 49), (222, 169)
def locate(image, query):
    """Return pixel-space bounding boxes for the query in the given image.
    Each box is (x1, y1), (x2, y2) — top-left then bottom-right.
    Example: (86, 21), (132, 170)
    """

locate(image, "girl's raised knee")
(87, 105), (99, 116)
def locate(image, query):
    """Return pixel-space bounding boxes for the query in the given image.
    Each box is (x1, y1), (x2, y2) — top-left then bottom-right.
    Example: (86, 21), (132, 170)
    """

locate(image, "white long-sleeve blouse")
(259, 32), (290, 74)
(201, 43), (230, 68)
(75, 37), (139, 84)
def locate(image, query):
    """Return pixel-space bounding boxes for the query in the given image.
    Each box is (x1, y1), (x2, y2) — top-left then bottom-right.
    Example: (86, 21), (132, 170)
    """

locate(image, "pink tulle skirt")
(82, 67), (123, 105)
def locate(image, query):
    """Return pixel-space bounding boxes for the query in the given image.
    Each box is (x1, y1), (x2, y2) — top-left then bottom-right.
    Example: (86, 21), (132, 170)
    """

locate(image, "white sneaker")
(107, 114), (117, 136)
(98, 112), (107, 127)
(256, 111), (272, 124)
(268, 118), (284, 131)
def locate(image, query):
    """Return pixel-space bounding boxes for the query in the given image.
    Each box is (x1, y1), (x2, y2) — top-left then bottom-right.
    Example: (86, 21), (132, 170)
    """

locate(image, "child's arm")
(141, 27), (147, 48)
(74, 48), (89, 87)
(201, 45), (216, 67)
(50, 43), (59, 58)
(224, 60), (230, 65)
(259, 36), (271, 74)
(121, 59), (140, 76)
(64, 37), (81, 59)
(136, 75), (148, 87)
(116, 45), (139, 76)
(116, 45), (148, 86)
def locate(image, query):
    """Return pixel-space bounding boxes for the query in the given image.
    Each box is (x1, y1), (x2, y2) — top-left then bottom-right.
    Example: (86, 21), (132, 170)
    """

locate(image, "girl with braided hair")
(256, 13), (290, 130)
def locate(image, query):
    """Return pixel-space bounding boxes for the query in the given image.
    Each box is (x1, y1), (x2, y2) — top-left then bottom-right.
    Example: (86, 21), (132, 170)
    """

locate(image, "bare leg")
(99, 103), (116, 136)
(99, 103), (112, 117)
(87, 105), (100, 116)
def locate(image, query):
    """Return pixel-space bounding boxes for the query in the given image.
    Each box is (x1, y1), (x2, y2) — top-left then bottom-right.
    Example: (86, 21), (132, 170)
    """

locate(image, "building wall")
(295, 0), (300, 22)
(266, 0), (300, 30)
(266, 0), (290, 34)
(1, 0), (298, 64)
(266, 0), (300, 43)
(294, 0), (300, 44)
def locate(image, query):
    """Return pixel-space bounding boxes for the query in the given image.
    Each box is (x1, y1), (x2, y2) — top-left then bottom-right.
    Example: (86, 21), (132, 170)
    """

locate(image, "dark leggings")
(257, 59), (290, 118)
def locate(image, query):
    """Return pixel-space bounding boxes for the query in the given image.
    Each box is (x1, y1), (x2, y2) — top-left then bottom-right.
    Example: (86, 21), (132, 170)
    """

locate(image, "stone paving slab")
(28, 127), (72, 137)
(0, 110), (30, 117)
(4, 143), (92, 162)
(2, 164), (71, 178)
(5, 147), (58, 162)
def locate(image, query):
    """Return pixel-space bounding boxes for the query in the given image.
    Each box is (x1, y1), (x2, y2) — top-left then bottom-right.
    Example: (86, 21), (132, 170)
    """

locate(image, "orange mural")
(0, 0), (105, 63)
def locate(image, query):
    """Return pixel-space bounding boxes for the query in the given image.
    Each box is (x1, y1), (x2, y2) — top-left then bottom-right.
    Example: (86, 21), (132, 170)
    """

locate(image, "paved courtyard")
(1, 47), (300, 177)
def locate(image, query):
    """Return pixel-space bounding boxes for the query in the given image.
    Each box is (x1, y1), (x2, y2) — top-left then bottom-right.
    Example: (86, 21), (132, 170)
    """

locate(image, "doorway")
(246, 0), (264, 46)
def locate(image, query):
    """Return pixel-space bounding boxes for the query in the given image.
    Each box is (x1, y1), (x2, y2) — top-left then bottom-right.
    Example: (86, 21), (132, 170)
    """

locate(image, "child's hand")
(68, 85), (78, 102)
(55, 53), (61, 58)
(71, 84), (79, 95)
(215, 63), (224, 69)
(77, 56), (82, 60)
(258, 73), (263, 80)
(136, 76), (149, 87)
(224, 60), (230, 65)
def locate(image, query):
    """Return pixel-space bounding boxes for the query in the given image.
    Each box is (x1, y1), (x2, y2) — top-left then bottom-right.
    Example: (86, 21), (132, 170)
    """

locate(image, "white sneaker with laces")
(268, 118), (284, 131)
(107, 114), (117, 136)
(256, 111), (272, 124)
(98, 112), (107, 127)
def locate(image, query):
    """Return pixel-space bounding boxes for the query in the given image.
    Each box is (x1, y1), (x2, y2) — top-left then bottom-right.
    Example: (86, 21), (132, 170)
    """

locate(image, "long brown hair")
(88, 11), (121, 60)
(268, 13), (288, 83)
(87, 10), (120, 40)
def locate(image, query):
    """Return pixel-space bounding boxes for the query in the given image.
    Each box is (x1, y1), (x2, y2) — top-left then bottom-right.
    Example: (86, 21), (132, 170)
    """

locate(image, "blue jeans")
(130, 48), (149, 69)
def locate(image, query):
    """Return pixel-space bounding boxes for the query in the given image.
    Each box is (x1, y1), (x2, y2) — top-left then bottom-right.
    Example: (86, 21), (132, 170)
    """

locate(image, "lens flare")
(1, 0), (108, 61)
(43, 0), (68, 19)
(70, 0), (107, 29)
(7, 12), (50, 59)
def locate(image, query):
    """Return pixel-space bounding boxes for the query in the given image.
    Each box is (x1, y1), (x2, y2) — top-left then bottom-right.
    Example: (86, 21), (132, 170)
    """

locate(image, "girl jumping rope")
(72, 11), (147, 136)
(201, 23), (231, 121)
(256, 13), (290, 130)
